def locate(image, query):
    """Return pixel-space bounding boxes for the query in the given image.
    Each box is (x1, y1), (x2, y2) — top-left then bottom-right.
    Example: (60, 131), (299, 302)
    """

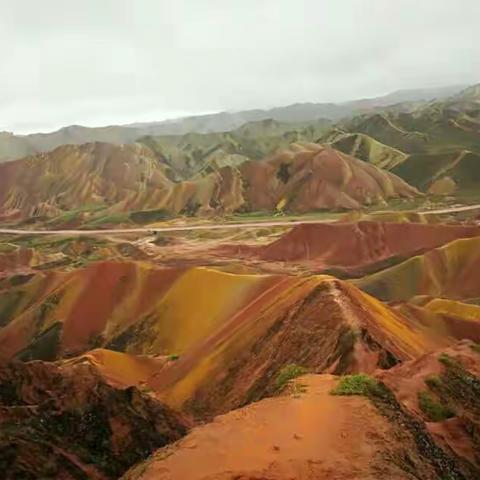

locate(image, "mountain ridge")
(0, 84), (466, 163)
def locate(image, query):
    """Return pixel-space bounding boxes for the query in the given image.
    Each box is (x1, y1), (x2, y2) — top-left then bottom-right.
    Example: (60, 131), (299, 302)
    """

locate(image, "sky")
(1, 0), (479, 133)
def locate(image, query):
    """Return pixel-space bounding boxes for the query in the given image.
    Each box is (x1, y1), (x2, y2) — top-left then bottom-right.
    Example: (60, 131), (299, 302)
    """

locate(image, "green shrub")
(470, 343), (480, 354)
(276, 163), (291, 184)
(130, 209), (171, 224)
(418, 391), (455, 422)
(438, 353), (460, 368)
(424, 375), (443, 389)
(275, 364), (308, 391)
(330, 374), (379, 396)
(139, 383), (153, 394)
(0, 243), (16, 253)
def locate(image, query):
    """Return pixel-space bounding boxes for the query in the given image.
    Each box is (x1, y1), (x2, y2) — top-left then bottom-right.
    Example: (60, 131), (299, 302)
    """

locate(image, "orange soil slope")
(218, 221), (480, 275)
(0, 262), (278, 361)
(61, 348), (172, 390)
(0, 142), (419, 220)
(3, 263), (480, 417)
(125, 363), (480, 480)
(4, 255), (480, 412)
(0, 262), (180, 360)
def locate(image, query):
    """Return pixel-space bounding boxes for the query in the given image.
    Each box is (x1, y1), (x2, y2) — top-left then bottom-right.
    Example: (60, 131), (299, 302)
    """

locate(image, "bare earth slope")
(125, 342), (480, 480)
(216, 221), (480, 276)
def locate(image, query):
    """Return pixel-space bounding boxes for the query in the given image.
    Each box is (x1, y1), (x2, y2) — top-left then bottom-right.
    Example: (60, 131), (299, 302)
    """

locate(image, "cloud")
(1, 0), (478, 133)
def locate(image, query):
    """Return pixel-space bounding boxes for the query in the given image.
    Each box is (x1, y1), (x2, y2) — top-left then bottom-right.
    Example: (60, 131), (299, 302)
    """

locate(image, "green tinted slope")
(324, 130), (408, 169)
(392, 150), (480, 192)
(139, 119), (330, 179)
(334, 86), (480, 193)
(338, 113), (429, 153)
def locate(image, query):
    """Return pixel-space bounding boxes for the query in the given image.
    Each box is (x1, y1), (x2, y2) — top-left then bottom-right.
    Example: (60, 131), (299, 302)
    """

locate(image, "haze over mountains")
(0, 82), (479, 227)
(0, 84), (465, 164)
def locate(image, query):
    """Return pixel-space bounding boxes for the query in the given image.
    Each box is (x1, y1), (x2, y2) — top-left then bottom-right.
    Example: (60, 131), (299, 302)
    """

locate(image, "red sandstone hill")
(0, 142), (418, 221)
(217, 221), (480, 276)
(239, 143), (418, 212)
(260, 220), (480, 268)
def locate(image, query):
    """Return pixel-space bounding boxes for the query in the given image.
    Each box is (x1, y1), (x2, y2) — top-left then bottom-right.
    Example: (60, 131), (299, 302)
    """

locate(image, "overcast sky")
(1, 0), (479, 133)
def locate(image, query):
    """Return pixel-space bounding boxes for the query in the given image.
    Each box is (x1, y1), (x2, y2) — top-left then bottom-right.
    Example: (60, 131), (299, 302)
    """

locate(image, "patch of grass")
(470, 343), (480, 354)
(46, 204), (106, 226)
(418, 391), (455, 422)
(138, 383), (153, 394)
(425, 375), (443, 389)
(275, 364), (308, 391)
(225, 210), (342, 224)
(290, 382), (308, 398)
(0, 243), (16, 253)
(330, 374), (380, 396)
(83, 212), (131, 228)
(130, 209), (171, 224)
(167, 354), (180, 361)
(438, 353), (461, 369)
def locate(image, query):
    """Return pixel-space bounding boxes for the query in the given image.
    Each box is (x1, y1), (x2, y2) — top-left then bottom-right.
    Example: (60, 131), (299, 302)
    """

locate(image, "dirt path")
(1, 204), (479, 236)
(124, 374), (410, 480)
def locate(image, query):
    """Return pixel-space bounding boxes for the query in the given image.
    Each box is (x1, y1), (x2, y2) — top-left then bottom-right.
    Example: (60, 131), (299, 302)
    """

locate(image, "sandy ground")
(125, 375), (414, 480)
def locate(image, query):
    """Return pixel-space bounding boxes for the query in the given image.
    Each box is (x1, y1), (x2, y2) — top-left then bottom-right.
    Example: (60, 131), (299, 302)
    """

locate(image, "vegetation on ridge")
(275, 364), (309, 391)
(330, 374), (381, 396)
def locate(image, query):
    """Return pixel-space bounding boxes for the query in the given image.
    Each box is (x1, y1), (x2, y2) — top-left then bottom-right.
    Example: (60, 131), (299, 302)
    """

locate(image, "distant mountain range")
(0, 84), (466, 163)
(1, 83), (479, 225)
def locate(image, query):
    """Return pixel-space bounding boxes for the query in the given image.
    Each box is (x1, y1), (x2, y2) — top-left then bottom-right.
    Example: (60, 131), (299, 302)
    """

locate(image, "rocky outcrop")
(0, 359), (189, 479)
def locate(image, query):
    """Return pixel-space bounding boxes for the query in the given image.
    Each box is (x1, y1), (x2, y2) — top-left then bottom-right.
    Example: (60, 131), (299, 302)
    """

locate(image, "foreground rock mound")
(0, 360), (188, 479)
(125, 344), (480, 480)
(126, 375), (406, 480)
